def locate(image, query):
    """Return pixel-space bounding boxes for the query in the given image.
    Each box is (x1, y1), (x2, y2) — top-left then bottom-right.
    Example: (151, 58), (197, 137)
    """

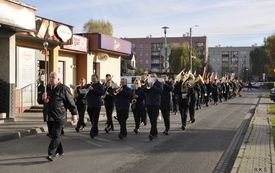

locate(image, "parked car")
(252, 82), (263, 88)
(270, 87), (275, 102)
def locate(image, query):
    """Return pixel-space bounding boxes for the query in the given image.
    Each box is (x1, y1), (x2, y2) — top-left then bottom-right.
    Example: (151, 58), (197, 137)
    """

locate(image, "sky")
(20, 0), (275, 47)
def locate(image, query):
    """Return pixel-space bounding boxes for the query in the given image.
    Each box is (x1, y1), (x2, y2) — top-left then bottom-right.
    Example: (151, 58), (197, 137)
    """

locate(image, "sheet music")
(111, 83), (118, 89)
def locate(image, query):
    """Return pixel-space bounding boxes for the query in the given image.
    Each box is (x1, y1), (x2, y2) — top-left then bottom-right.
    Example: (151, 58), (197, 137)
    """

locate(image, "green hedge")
(264, 82), (274, 89)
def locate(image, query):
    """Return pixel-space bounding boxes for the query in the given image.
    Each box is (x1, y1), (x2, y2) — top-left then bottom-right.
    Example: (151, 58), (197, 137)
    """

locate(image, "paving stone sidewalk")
(231, 97), (275, 173)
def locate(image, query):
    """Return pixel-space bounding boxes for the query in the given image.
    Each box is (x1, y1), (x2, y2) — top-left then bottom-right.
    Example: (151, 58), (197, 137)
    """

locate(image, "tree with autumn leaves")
(264, 35), (275, 79)
(169, 43), (204, 74)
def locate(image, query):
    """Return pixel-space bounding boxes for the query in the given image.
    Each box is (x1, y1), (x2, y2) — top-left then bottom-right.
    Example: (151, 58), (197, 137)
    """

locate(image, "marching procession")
(42, 71), (244, 161)
(73, 71), (244, 141)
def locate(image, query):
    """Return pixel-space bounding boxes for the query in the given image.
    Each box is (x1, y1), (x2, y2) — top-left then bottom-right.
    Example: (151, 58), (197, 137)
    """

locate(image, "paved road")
(0, 91), (265, 173)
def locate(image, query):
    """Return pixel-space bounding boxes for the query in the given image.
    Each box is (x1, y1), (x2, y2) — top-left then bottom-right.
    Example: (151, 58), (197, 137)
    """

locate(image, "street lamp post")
(162, 26), (169, 72)
(189, 25), (198, 72)
(248, 68), (250, 82)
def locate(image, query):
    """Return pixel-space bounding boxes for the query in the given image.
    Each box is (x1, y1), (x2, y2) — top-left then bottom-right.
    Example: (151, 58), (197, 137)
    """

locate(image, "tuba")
(181, 72), (192, 91)
(194, 75), (204, 85)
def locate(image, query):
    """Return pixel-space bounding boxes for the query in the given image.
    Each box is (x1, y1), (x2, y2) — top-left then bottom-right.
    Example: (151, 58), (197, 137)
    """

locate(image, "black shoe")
(90, 132), (95, 138)
(81, 124), (86, 130)
(149, 134), (154, 141)
(163, 130), (169, 135)
(134, 129), (138, 134)
(46, 155), (53, 161)
(118, 133), (124, 139)
(114, 116), (118, 120)
(144, 121), (147, 126)
(75, 127), (79, 132)
(46, 133), (52, 138)
(55, 153), (64, 157)
(61, 129), (64, 135)
(181, 125), (186, 130)
(191, 119), (195, 123)
(196, 107), (199, 110)
(105, 127), (109, 133)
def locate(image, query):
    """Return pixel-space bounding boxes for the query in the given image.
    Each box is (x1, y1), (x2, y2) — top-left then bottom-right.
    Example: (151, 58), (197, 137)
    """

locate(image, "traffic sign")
(161, 47), (171, 57)
(163, 61), (169, 69)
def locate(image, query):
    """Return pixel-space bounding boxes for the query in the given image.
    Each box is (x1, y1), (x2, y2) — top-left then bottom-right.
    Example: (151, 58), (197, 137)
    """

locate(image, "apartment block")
(208, 46), (256, 79)
(124, 36), (208, 73)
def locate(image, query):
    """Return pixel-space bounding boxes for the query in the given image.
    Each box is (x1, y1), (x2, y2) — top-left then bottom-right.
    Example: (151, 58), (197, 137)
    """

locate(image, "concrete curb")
(0, 121), (73, 142)
(268, 117), (275, 173)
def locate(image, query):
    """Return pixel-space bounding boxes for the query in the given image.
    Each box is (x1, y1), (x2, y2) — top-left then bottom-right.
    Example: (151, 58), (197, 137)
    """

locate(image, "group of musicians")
(73, 72), (244, 141)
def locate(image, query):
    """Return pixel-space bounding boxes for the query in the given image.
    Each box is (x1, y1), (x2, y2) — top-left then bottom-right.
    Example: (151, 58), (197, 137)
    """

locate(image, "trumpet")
(113, 86), (122, 95)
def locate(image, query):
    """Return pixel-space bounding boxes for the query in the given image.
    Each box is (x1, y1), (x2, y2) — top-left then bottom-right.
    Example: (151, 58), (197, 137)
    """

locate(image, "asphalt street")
(0, 90), (263, 173)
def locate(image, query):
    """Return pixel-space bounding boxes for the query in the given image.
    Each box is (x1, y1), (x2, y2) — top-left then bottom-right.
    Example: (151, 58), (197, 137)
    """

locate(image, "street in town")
(0, 90), (268, 173)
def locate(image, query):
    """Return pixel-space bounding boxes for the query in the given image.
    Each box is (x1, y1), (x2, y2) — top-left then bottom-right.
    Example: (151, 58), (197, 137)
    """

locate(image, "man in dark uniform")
(173, 73), (193, 130)
(212, 79), (219, 105)
(41, 72), (78, 161)
(140, 73), (148, 125)
(145, 73), (163, 141)
(204, 78), (213, 107)
(75, 78), (87, 132)
(189, 76), (199, 123)
(131, 79), (146, 134)
(160, 73), (173, 135)
(114, 78), (132, 139)
(86, 74), (105, 138)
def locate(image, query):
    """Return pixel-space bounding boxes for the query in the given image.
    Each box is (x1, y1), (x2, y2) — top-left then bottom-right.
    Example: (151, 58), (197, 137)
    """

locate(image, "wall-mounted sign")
(98, 53), (109, 61)
(99, 34), (131, 54)
(56, 25), (72, 42)
(17, 16), (73, 44)
(17, 47), (35, 89)
(62, 35), (88, 53)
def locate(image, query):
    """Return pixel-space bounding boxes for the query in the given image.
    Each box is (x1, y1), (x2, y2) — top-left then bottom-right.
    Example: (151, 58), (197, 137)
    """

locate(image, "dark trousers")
(219, 93), (223, 102)
(189, 97), (196, 120)
(76, 103), (86, 129)
(133, 108), (143, 129)
(179, 100), (189, 126)
(87, 106), (101, 135)
(147, 105), (159, 137)
(161, 109), (170, 131)
(196, 94), (200, 107)
(105, 105), (114, 129)
(117, 110), (129, 136)
(48, 121), (64, 156)
(205, 93), (210, 105)
(172, 95), (178, 112)
(141, 107), (147, 123)
(213, 93), (218, 103)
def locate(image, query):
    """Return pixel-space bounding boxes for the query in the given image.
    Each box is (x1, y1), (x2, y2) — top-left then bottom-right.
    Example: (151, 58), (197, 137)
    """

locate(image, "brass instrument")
(113, 85), (122, 95)
(194, 75), (204, 85)
(141, 78), (147, 87)
(131, 88), (137, 109)
(146, 83), (152, 89)
(181, 73), (191, 93)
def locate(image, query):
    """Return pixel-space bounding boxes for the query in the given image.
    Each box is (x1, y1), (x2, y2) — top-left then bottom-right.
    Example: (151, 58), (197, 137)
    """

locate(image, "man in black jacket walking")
(86, 74), (105, 138)
(114, 78), (132, 139)
(145, 73), (163, 141)
(41, 72), (78, 162)
(160, 73), (173, 135)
